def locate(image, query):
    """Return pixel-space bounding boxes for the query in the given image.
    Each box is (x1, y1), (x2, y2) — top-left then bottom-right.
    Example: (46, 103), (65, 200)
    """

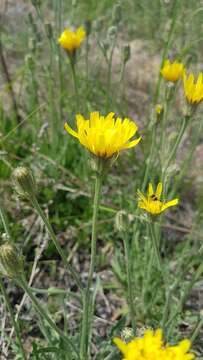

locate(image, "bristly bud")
(112, 3), (122, 24)
(0, 243), (24, 279)
(115, 210), (129, 232)
(123, 44), (131, 64)
(25, 54), (35, 71)
(84, 20), (92, 37)
(107, 26), (117, 39)
(13, 167), (36, 198)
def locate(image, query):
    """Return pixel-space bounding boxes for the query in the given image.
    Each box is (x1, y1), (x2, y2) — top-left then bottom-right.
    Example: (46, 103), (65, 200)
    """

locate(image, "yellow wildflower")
(113, 328), (195, 360)
(137, 182), (178, 215)
(161, 59), (184, 82)
(183, 72), (203, 104)
(155, 104), (163, 115)
(58, 26), (86, 53)
(64, 111), (141, 158)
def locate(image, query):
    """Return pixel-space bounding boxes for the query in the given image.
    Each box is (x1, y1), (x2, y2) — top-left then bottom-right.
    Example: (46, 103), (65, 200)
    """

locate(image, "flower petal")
(155, 182), (163, 199)
(64, 122), (79, 138)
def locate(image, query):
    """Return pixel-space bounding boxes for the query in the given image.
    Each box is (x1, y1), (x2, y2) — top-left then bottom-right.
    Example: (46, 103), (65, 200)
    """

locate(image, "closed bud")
(123, 44), (131, 63)
(28, 37), (37, 53)
(101, 39), (110, 53)
(13, 167), (36, 198)
(115, 210), (128, 232)
(25, 54), (34, 70)
(112, 3), (122, 24)
(107, 26), (117, 39)
(0, 243), (24, 278)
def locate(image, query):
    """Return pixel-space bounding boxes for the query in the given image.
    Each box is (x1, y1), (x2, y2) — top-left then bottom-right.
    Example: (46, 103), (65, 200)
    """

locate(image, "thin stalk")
(29, 194), (83, 292)
(153, 0), (181, 104)
(173, 117), (203, 193)
(0, 201), (11, 240)
(70, 58), (79, 110)
(162, 116), (188, 183)
(0, 37), (20, 123)
(142, 122), (156, 191)
(105, 34), (118, 112)
(123, 232), (136, 333)
(18, 276), (80, 359)
(190, 315), (203, 343)
(148, 222), (162, 271)
(0, 279), (27, 360)
(80, 159), (103, 360)
(56, 0), (63, 122)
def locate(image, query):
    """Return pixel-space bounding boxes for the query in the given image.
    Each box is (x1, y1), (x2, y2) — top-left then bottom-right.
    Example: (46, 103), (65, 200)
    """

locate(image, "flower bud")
(0, 243), (24, 278)
(13, 167), (36, 198)
(123, 44), (131, 64)
(107, 26), (117, 39)
(25, 54), (35, 71)
(112, 3), (122, 24)
(115, 210), (128, 232)
(155, 104), (163, 116)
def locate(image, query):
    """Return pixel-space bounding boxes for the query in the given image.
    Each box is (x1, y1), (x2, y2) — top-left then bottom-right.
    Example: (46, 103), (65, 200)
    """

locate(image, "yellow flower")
(58, 26), (86, 53)
(161, 59), (184, 82)
(155, 104), (163, 115)
(114, 328), (195, 360)
(137, 182), (178, 215)
(183, 72), (203, 104)
(64, 111), (141, 158)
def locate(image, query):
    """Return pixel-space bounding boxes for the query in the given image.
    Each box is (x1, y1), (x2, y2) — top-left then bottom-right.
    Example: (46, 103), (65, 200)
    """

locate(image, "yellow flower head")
(58, 26), (86, 53)
(155, 104), (163, 115)
(161, 59), (184, 82)
(183, 71), (203, 104)
(64, 111), (141, 158)
(113, 328), (195, 360)
(137, 182), (178, 215)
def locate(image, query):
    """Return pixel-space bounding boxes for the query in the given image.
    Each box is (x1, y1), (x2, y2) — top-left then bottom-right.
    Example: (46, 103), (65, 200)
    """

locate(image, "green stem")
(142, 121), (156, 191)
(70, 58), (79, 110)
(18, 276), (80, 359)
(162, 115), (188, 183)
(190, 315), (203, 343)
(148, 222), (162, 271)
(0, 278), (27, 360)
(29, 194), (82, 292)
(0, 200), (11, 240)
(153, 0), (181, 104)
(80, 159), (103, 360)
(123, 232), (136, 333)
